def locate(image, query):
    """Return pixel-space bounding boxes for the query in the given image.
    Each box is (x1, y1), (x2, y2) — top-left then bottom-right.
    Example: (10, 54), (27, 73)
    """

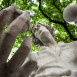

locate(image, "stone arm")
(0, 5), (37, 77)
(39, 31), (57, 47)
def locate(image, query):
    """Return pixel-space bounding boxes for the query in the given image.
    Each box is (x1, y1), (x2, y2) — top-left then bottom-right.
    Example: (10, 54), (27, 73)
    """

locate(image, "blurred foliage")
(0, 0), (77, 59)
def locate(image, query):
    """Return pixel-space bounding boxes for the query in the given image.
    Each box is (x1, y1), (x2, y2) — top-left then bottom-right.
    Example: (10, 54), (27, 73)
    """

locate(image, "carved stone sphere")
(63, 4), (77, 23)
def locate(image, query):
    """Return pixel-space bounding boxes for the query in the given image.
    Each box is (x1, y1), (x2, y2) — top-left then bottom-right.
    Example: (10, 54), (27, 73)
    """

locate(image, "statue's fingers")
(14, 11), (31, 33)
(7, 36), (31, 76)
(21, 19), (31, 33)
(7, 10), (31, 33)
(15, 9), (23, 15)
(0, 5), (17, 38)
(0, 11), (30, 65)
(7, 9), (24, 26)
(18, 60), (37, 77)
(7, 61), (37, 77)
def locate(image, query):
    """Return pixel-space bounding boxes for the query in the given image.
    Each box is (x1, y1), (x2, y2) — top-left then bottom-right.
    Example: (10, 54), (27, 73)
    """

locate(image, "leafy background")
(0, 0), (77, 60)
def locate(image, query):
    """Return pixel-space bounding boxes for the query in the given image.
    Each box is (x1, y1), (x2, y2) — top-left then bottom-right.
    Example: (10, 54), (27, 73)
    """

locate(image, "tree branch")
(52, 0), (63, 14)
(39, 0), (65, 25)
(38, 0), (77, 41)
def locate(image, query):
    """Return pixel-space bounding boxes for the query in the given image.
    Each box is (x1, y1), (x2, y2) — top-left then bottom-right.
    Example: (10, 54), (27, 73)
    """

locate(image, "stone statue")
(0, 5), (37, 77)
(63, 4), (77, 24)
(30, 23), (77, 77)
